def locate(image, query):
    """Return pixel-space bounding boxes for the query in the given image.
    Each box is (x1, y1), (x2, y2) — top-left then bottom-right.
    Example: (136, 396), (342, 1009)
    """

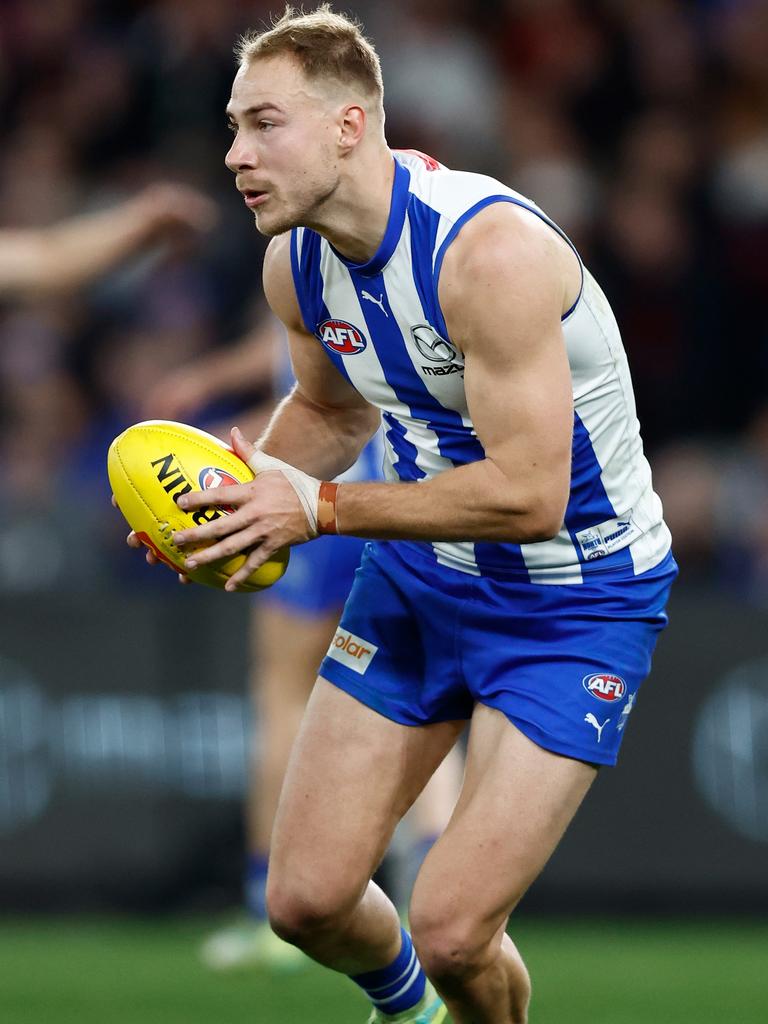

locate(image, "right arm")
(256, 233), (380, 479)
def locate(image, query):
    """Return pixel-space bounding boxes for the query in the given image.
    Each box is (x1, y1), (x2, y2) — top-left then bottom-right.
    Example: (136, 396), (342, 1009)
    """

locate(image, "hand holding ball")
(108, 420), (289, 591)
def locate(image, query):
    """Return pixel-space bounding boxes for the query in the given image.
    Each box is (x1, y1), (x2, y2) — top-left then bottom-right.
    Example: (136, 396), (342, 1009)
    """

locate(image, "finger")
(111, 494), (118, 509)
(224, 542), (278, 591)
(173, 505), (256, 547)
(177, 483), (252, 511)
(145, 548), (159, 566)
(230, 425), (256, 463)
(179, 573), (192, 585)
(126, 530), (142, 548)
(184, 524), (265, 570)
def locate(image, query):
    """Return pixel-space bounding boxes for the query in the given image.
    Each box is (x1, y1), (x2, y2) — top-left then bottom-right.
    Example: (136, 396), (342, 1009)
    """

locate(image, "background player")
(136, 8), (676, 1023)
(0, 183), (214, 298)
(144, 320), (464, 971)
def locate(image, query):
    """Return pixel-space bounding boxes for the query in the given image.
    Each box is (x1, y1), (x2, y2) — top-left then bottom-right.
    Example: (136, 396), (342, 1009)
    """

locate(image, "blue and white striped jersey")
(289, 149), (671, 583)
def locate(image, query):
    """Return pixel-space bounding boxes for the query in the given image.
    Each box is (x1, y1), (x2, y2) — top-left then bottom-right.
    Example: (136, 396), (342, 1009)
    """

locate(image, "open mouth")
(242, 189), (268, 207)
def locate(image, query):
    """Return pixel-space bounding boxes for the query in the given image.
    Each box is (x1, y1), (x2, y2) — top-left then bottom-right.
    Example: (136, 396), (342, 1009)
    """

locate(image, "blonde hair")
(235, 5), (383, 108)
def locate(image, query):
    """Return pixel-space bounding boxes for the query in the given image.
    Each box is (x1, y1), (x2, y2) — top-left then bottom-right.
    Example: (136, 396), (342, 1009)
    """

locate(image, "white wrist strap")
(247, 450), (321, 536)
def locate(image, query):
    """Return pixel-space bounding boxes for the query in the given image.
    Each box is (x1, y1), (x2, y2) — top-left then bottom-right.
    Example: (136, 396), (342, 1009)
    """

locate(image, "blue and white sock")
(351, 927), (427, 1015)
(245, 852), (269, 921)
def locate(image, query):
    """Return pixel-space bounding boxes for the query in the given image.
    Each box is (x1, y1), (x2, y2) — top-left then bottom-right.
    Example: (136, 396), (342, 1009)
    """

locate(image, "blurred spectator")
(0, 0), (765, 597)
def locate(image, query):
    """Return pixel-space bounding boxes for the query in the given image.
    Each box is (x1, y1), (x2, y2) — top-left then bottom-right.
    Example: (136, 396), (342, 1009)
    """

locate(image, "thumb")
(231, 425), (256, 463)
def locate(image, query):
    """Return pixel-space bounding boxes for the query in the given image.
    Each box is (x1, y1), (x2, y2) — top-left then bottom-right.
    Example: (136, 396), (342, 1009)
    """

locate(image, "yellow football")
(107, 420), (289, 592)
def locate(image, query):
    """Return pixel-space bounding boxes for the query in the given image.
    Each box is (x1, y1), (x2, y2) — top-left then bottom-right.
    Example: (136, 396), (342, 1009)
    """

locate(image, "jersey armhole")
(431, 195), (585, 340)
(289, 228), (319, 336)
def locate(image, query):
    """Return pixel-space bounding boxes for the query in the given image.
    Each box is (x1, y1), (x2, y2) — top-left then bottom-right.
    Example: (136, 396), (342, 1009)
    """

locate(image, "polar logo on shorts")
(326, 628), (378, 675)
(583, 673), (626, 702)
(318, 319), (367, 355)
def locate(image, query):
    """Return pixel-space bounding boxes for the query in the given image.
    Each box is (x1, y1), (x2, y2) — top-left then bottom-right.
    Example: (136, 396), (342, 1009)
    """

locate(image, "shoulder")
(438, 202), (573, 336)
(262, 233), (304, 332)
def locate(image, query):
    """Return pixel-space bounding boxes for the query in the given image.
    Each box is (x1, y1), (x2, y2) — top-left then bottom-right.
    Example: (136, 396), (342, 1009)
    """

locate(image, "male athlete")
(152, 7), (676, 1023)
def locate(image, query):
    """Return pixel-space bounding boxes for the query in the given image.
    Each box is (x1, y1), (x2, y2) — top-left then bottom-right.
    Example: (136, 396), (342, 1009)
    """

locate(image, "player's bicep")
(441, 206), (574, 528)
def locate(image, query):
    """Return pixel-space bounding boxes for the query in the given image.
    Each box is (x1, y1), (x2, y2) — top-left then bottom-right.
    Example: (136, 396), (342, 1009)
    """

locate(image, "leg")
(409, 705), (597, 1024)
(267, 677), (464, 974)
(248, 601), (340, 854)
(201, 601), (341, 970)
(391, 741), (465, 909)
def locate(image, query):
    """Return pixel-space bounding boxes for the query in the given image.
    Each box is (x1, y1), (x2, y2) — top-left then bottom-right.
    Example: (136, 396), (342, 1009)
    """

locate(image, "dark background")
(1, 0), (767, 913)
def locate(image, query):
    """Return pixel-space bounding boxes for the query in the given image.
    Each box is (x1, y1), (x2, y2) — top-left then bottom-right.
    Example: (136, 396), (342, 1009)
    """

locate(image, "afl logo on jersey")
(318, 319), (367, 355)
(583, 673), (627, 703)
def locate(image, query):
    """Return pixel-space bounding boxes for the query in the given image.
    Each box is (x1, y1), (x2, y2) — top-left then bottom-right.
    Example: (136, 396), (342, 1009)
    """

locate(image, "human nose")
(225, 133), (257, 174)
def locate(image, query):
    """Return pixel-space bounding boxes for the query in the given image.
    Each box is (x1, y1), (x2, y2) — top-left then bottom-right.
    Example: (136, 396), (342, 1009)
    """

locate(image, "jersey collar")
(329, 155), (410, 278)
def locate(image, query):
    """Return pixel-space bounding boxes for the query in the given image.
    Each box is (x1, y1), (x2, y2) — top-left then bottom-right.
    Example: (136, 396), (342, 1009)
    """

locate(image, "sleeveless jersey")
(289, 150), (671, 584)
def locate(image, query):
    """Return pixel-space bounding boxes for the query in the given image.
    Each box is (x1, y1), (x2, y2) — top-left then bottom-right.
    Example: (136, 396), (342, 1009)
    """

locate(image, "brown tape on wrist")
(317, 481), (339, 535)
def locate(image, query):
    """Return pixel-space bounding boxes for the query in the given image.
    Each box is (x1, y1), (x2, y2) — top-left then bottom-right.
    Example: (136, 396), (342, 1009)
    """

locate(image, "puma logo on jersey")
(584, 713), (610, 742)
(361, 290), (388, 317)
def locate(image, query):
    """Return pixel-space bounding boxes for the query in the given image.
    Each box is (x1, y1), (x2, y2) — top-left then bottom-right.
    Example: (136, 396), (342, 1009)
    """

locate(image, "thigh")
(252, 601), (340, 713)
(411, 705), (596, 936)
(270, 678), (464, 894)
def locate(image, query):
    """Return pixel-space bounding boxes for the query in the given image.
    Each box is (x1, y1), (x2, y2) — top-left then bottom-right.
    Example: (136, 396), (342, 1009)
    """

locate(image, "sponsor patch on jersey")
(410, 323), (465, 377)
(318, 319), (367, 355)
(326, 628), (378, 675)
(574, 512), (640, 561)
(583, 673), (627, 703)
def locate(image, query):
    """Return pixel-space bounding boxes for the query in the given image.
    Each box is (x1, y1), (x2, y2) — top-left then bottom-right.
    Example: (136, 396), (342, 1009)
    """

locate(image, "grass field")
(1, 916), (766, 1023)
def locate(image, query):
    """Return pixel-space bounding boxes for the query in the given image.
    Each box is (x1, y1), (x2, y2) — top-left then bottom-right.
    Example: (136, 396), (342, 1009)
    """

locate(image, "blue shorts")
(262, 533), (367, 617)
(319, 541), (677, 766)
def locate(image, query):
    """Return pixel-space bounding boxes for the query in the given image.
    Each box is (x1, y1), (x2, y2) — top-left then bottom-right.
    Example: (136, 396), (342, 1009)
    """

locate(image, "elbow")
(510, 488), (568, 544)
(515, 515), (562, 545)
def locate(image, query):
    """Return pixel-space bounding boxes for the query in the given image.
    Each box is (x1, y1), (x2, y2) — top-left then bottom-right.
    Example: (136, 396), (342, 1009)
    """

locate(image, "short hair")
(235, 5), (384, 108)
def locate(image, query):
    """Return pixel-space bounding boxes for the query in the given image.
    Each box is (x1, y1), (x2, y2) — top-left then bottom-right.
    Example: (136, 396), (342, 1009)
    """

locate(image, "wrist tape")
(247, 450), (338, 536)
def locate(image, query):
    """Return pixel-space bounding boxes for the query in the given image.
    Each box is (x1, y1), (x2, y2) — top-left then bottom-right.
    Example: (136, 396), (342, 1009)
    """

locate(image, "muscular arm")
(174, 205), (578, 586)
(0, 183), (214, 299)
(334, 204), (575, 542)
(256, 233), (381, 479)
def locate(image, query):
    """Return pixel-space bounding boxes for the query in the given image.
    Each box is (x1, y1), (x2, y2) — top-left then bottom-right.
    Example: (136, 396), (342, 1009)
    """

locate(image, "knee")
(266, 877), (353, 948)
(409, 902), (489, 984)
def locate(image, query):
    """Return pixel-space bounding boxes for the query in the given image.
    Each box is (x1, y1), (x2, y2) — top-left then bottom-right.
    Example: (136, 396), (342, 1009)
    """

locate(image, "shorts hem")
(500, 711), (620, 767)
(318, 661), (471, 727)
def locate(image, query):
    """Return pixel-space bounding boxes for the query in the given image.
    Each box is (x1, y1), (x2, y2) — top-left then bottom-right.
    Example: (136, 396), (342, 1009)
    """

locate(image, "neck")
(306, 144), (395, 263)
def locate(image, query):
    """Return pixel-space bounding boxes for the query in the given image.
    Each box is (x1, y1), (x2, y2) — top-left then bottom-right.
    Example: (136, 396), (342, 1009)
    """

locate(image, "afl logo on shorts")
(318, 319), (367, 355)
(198, 467), (239, 490)
(583, 673), (626, 702)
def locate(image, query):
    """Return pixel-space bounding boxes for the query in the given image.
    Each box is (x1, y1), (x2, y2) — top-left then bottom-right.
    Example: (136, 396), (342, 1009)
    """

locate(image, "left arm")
(334, 204), (575, 541)
(175, 204), (576, 585)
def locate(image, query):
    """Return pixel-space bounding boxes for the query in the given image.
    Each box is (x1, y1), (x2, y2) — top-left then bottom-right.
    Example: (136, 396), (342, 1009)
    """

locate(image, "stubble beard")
(252, 171), (340, 238)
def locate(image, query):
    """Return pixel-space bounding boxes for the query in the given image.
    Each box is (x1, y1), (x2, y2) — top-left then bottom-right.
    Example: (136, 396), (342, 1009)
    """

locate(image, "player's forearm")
(335, 459), (567, 544)
(258, 387), (379, 480)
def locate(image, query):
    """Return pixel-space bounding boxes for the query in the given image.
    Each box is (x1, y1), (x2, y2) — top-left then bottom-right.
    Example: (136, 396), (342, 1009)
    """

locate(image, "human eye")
(258, 120), (275, 132)
(226, 119), (238, 134)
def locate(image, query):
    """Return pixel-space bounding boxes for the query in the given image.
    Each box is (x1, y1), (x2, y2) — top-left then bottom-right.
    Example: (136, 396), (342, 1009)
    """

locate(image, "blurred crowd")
(0, 0), (767, 597)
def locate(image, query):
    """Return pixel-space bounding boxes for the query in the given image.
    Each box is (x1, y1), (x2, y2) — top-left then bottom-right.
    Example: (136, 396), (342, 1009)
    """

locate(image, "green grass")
(0, 917), (765, 1023)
